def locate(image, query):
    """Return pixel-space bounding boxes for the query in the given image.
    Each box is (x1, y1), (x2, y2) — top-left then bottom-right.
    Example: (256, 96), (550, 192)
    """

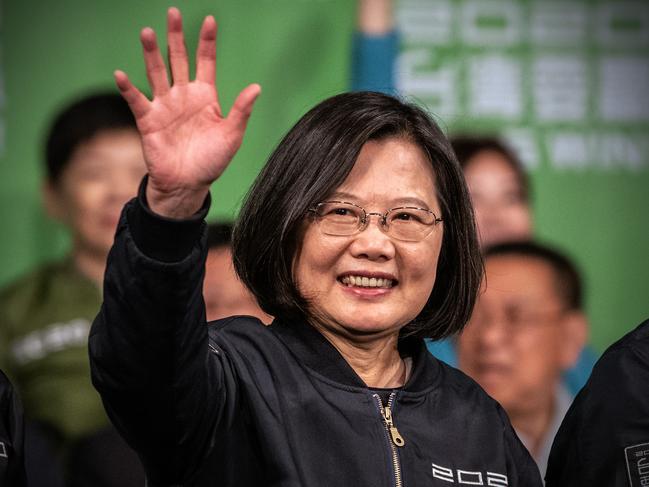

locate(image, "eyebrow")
(327, 191), (434, 210)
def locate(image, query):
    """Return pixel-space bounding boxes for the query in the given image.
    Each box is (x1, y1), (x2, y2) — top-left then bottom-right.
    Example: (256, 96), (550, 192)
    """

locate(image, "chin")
(335, 314), (406, 337)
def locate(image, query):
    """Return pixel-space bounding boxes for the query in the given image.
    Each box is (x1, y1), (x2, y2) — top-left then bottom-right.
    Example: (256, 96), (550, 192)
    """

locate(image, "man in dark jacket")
(545, 318), (649, 486)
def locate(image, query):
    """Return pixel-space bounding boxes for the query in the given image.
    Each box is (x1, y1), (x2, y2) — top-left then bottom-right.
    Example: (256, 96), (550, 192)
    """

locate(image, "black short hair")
(206, 222), (234, 250)
(484, 241), (583, 310)
(45, 92), (137, 184)
(450, 134), (530, 204)
(233, 91), (483, 339)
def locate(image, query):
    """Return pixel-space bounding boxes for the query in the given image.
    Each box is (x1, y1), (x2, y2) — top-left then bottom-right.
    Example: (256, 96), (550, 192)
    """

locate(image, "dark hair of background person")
(450, 135), (530, 203)
(233, 91), (483, 340)
(45, 92), (137, 184)
(484, 241), (583, 311)
(206, 222), (234, 250)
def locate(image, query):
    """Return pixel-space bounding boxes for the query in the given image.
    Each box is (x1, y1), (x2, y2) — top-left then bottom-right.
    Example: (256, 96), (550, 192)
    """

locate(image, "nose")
(471, 314), (509, 350)
(349, 213), (395, 261)
(362, 212), (389, 232)
(107, 169), (141, 204)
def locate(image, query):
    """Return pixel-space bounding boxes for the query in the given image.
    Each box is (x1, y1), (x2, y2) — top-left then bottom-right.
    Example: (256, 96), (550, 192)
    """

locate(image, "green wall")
(1, 0), (647, 352)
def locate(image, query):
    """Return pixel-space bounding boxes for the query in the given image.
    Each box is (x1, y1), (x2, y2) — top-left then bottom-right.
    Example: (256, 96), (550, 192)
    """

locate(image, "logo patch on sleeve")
(625, 442), (649, 487)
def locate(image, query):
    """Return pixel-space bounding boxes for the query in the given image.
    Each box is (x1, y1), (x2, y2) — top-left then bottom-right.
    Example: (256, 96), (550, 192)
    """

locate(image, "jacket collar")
(269, 317), (442, 394)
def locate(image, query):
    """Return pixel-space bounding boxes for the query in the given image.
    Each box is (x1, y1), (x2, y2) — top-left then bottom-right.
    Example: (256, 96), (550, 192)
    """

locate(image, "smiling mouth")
(340, 275), (394, 289)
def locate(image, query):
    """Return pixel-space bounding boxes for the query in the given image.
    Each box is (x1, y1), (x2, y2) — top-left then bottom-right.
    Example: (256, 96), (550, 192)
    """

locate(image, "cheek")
(293, 231), (341, 292)
(409, 236), (442, 286)
(398, 241), (442, 317)
(516, 338), (559, 378)
(69, 183), (108, 214)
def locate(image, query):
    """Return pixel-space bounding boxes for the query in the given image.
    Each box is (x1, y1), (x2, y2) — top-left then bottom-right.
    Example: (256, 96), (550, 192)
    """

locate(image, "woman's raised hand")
(115, 8), (261, 218)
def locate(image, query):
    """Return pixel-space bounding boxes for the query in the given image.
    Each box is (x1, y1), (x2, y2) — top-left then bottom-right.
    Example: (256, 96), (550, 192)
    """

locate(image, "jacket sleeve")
(89, 179), (237, 485)
(350, 30), (398, 94)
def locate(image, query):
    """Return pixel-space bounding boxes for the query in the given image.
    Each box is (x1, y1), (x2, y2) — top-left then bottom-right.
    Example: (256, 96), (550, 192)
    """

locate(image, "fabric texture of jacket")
(90, 188), (542, 487)
(545, 318), (649, 487)
(0, 258), (109, 441)
(0, 369), (27, 486)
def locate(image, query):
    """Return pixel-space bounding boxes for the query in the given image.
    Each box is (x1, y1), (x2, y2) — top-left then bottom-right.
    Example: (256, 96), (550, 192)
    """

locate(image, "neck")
(508, 395), (555, 456)
(72, 246), (107, 289)
(312, 323), (407, 388)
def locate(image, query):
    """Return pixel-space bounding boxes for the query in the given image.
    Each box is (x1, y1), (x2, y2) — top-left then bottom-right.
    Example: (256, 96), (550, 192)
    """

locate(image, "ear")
(42, 180), (65, 222)
(559, 310), (588, 370)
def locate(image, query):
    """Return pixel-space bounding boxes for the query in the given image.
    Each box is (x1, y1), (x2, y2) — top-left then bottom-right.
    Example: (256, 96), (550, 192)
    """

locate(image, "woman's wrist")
(146, 181), (210, 219)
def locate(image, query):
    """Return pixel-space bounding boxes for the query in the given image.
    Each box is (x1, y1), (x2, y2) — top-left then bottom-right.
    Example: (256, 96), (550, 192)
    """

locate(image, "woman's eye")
(395, 213), (412, 221)
(333, 208), (349, 216)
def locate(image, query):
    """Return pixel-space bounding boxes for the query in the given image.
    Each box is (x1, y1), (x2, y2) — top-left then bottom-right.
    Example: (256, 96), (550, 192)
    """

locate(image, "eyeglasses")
(308, 200), (443, 242)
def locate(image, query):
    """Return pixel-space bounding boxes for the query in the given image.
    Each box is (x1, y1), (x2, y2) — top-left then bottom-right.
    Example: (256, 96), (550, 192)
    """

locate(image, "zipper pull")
(384, 406), (405, 447)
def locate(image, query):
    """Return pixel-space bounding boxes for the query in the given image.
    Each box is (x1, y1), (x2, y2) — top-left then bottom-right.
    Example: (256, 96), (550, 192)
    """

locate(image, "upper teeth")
(341, 275), (393, 288)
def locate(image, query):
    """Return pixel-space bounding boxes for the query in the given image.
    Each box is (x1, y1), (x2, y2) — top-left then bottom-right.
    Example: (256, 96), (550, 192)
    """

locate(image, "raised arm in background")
(351, 0), (397, 93)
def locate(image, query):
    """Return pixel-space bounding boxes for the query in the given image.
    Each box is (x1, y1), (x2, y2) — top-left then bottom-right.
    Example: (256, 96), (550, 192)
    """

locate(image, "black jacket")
(89, 192), (542, 486)
(546, 319), (649, 487)
(0, 369), (27, 486)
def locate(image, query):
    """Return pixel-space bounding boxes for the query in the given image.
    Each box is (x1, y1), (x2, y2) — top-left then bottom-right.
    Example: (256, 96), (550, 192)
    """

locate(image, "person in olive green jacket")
(0, 93), (146, 457)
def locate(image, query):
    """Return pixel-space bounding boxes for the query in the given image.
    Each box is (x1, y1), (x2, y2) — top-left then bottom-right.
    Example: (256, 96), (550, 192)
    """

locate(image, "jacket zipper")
(373, 392), (405, 487)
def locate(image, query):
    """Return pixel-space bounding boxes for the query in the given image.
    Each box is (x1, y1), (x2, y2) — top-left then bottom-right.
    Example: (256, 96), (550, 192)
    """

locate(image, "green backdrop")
(396, 0), (649, 351)
(1, 0), (647, 352)
(0, 0), (355, 281)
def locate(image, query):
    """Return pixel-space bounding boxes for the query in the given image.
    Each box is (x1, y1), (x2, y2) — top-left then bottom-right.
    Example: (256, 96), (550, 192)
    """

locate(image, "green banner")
(396, 0), (649, 350)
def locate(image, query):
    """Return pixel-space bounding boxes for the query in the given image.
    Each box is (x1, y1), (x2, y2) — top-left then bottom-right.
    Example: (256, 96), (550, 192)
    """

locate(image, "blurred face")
(457, 255), (577, 416)
(463, 150), (532, 248)
(46, 129), (146, 258)
(293, 137), (444, 340)
(203, 246), (271, 323)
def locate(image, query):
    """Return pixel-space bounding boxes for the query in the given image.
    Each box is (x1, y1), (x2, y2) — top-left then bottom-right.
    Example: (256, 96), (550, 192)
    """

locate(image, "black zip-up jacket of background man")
(89, 187), (543, 487)
(546, 318), (649, 486)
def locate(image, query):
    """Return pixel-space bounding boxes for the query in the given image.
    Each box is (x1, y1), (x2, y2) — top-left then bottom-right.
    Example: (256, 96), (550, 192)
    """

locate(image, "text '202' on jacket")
(89, 188), (542, 487)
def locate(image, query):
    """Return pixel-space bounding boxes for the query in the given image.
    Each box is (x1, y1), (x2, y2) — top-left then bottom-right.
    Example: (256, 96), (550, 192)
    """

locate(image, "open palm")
(115, 8), (260, 217)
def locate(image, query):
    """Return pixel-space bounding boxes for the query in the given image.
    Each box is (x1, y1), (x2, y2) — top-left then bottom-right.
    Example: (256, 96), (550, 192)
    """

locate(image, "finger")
(166, 7), (189, 85)
(225, 84), (262, 136)
(140, 27), (170, 96)
(114, 70), (151, 119)
(195, 15), (217, 85)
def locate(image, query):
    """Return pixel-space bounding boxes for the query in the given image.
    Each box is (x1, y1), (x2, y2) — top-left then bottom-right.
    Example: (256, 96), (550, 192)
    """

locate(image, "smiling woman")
(89, 7), (543, 487)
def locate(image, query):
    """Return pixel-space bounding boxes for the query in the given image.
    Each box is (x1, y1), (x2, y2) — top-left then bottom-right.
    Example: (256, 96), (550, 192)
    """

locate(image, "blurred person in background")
(204, 223), (271, 323)
(451, 136), (532, 248)
(457, 241), (588, 478)
(0, 93), (147, 483)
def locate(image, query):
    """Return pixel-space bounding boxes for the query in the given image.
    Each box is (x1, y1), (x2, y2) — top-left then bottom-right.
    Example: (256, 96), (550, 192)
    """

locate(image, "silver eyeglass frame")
(308, 200), (443, 242)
